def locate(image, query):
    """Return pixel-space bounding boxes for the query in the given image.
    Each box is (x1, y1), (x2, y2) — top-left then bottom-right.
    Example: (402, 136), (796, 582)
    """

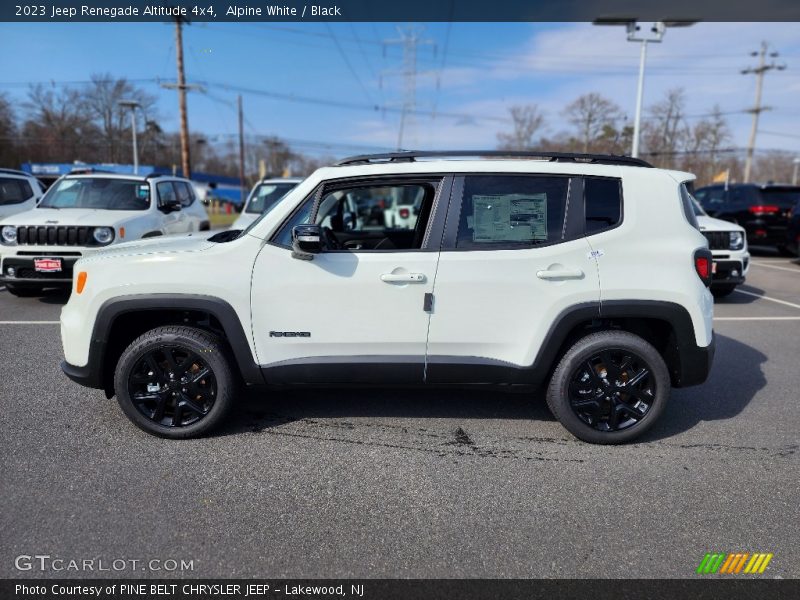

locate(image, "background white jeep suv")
(59, 151), (715, 444)
(0, 172), (209, 296)
(0, 168), (45, 221)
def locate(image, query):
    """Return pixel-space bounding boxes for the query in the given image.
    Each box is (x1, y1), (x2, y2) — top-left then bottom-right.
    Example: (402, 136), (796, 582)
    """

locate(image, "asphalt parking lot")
(1, 249), (798, 579)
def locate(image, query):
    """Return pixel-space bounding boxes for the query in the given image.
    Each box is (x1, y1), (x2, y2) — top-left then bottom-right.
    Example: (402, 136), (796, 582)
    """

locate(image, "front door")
(250, 176), (449, 384)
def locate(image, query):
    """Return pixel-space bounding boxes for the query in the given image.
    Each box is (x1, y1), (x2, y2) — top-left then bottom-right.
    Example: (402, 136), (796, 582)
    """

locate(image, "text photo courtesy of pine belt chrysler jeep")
(0, 172), (210, 297)
(59, 152), (715, 444)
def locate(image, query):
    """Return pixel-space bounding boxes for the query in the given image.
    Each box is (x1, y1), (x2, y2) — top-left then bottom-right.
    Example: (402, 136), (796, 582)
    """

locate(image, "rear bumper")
(674, 332), (715, 387)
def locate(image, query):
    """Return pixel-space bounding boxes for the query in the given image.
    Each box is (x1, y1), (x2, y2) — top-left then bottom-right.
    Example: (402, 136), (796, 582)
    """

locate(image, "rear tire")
(114, 326), (236, 439)
(711, 284), (737, 298)
(546, 331), (670, 444)
(5, 284), (45, 297)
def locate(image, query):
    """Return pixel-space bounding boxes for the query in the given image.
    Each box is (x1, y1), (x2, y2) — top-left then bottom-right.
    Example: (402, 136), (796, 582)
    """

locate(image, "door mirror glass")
(292, 224), (323, 259)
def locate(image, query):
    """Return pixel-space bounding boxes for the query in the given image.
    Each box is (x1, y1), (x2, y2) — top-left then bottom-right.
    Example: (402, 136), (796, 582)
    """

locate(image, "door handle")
(380, 273), (426, 283)
(536, 268), (584, 280)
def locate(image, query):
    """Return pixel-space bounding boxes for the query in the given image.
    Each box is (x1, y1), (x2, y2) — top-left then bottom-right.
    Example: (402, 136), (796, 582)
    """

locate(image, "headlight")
(92, 226), (114, 245)
(729, 231), (744, 250)
(1, 226), (17, 245)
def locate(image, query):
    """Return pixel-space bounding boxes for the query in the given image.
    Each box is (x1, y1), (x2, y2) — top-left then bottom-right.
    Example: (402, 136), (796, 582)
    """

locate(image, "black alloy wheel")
(568, 349), (655, 432)
(128, 345), (217, 428)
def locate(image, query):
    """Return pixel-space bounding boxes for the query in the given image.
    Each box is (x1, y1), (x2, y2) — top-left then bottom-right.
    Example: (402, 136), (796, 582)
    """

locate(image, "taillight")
(399, 208), (410, 218)
(748, 205), (780, 215)
(694, 249), (713, 287)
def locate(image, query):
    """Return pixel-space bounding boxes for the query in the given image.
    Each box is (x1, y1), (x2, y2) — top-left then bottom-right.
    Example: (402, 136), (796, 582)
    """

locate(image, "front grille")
(703, 231), (729, 250)
(17, 225), (91, 246)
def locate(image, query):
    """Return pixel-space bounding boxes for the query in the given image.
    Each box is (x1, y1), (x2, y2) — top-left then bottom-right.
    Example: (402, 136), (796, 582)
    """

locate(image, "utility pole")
(160, 16), (203, 179)
(742, 42), (786, 183)
(238, 94), (246, 208)
(382, 26), (436, 150)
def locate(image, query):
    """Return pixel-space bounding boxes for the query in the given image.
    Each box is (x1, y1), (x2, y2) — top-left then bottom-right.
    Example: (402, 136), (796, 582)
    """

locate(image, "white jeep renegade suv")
(0, 172), (209, 296)
(59, 152), (715, 444)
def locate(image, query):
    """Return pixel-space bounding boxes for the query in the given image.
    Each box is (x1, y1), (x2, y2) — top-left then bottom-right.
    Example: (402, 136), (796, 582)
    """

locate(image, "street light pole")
(118, 100), (141, 174)
(792, 157), (800, 186)
(593, 20), (693, 158)
(632, 38), (649, 159)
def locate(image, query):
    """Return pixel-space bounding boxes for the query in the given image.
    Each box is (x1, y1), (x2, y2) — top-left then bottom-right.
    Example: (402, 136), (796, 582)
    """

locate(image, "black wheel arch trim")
(61, 294), (263, 391)
(141, 231), (164, 238)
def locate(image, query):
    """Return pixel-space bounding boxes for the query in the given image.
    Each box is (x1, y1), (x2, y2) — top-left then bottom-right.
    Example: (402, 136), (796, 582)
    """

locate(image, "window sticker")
(137, 184), (150, 199)
(470, 193), (547, 242)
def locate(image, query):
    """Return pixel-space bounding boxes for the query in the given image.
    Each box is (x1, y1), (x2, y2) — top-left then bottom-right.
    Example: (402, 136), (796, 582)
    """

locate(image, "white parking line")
(0, 321), (59, 324)
(750, 262), (800, 273)
(733, 289), (800, 310)
(714, 317), (800, 321)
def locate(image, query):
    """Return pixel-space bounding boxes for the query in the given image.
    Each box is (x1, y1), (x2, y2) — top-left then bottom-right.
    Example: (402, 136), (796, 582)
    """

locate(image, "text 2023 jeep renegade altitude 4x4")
(59, 152), (715, 444)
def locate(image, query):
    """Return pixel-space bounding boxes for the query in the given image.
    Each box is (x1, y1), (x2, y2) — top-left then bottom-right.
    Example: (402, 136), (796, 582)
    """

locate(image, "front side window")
(245, 182), (298, 214)
(157, 182), (177, 204)
(272, 181), (437, 251)
(0, 177), (34, 206)
(38, 178), (150, 211)
(454, 175), (568, 249)
(584, 177), (622, 234)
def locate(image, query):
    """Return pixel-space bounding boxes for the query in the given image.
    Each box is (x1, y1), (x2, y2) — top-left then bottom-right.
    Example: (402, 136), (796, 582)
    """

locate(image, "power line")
(324, 22), (375, 104)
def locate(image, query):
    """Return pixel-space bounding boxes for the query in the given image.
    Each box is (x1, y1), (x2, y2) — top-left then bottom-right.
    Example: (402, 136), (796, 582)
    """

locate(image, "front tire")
(546, 331), (670, 444)
(114, 326), (236, 438)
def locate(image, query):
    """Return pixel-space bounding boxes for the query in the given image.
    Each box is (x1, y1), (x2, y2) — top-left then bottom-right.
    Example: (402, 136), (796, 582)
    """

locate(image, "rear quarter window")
(584, 177), (622, 234)
(679, 183), (700, 229)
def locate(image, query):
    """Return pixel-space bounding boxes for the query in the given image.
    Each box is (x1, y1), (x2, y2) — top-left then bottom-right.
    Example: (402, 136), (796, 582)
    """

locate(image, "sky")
(1, 21), (799, 159)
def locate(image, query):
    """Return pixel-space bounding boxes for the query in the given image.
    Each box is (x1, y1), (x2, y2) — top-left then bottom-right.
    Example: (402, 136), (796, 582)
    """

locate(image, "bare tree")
(642, 88), (688, 168)
(22, 84), (101, 163)
(0, 93), (19, 166)
(563, 93), (622, 153)
(83, 73), (157, 163)
(497, 105), (545, 150)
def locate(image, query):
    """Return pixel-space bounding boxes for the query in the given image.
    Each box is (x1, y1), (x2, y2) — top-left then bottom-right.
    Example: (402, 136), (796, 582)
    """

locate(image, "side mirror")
(160, 199), (182, 213)
(292, 224), (323, 260)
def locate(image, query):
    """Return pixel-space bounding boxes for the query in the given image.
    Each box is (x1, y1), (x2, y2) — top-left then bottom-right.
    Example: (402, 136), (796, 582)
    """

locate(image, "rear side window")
(584, 177), (622, 234)
(454, 175), (568, 249)
(0, 177), (34, 205)
(679, 183), (700, 229)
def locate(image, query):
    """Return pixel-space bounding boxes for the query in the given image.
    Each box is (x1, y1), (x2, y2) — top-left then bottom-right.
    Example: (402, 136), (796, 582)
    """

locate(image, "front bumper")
(711, 258), (747, 286)
(0, 255), (80, 286)
(61, 359), (103, 389)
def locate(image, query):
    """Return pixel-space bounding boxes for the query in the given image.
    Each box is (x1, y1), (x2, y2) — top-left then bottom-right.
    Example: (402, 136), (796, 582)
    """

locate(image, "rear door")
(425, 174), (600, 383)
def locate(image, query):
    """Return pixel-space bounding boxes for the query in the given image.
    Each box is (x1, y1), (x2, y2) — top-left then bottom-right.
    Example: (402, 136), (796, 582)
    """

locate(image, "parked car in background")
(0, 168), (45, 221)
(691, 198), (749, 297)
(0, 173), (209, 296)
(232, 177), (302, 230)
(383, 187), (424, 229)
(786, 197), (800, 256)
(693, 183), (800, 254)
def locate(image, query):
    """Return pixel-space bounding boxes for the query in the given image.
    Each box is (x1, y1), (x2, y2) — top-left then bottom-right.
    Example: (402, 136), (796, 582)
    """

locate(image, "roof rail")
(335, 150), (653, 168)
(144, 172), (167, 179)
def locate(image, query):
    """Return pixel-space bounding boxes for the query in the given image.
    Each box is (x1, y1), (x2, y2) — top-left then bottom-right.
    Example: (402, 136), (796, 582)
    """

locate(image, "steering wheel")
(321, 226), (342, 250)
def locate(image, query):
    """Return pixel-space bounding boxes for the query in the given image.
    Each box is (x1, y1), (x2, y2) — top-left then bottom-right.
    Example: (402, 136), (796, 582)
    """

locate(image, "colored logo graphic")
(697, 552), (773, 574)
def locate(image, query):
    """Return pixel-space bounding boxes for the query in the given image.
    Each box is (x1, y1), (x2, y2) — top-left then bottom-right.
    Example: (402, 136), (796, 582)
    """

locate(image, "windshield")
(39, 178), (150, 210)
(245, 182), (297, 214)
